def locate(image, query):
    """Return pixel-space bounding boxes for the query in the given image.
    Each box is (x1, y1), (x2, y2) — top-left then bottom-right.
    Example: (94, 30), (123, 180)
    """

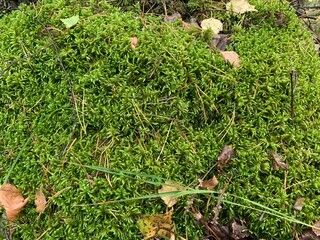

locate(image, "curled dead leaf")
(137, 210), (173, 239)
(0, 183), (29, 223)
(269, 150), (288, 171)
(218, 145), (236, 170)
(199, 175), (219, 190)
(226, 0), (257, 14)
(158, 181), (185, 207)
(35, 188), (46, 213)
(130, 37), (138, 51)
(220, 51), (241, 68)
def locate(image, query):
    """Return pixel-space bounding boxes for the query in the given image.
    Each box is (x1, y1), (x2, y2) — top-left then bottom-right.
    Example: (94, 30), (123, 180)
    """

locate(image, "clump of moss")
(0, 0), (319, 239)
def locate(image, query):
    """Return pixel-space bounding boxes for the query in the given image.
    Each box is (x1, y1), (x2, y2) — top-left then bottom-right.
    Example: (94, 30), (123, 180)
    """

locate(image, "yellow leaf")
(226, 0), (257, 14)
(0, 183), (29, 223)
(201, 18), (223, 35)
(158, 181), (185, 207)
(137, 210), (173, 239)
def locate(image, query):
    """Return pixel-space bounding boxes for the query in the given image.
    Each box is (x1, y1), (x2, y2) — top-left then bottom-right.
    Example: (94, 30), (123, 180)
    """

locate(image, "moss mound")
(0, 0), (320, 239)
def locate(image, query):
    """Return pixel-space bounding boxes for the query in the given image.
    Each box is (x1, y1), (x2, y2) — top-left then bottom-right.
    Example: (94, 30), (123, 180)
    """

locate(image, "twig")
(0, 44), (53, 77)
(156, 121), (173, 161)
(29, 13), (78, 156)
(213, 177), (232, 222)
(290, 71), (298, 126)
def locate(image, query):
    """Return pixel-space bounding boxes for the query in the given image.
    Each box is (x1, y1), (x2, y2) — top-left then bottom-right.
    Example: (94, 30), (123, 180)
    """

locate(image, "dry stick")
(0, 44), (53, 77)
(290, 71), (298, 126)
(31, 14), (78, 156)
(213, 177), (232, 222)
(156, 120), (173, 161)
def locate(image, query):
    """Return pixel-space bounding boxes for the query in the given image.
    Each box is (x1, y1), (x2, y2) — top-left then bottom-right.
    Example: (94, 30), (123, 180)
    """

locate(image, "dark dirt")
(0, 0), (38, 15)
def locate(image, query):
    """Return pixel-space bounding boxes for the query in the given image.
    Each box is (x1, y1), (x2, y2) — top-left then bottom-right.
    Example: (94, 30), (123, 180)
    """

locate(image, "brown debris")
(269, 150), (288, 171)
(199, 175), (219, 190)
(217, 145), (236, 171)
(0, 183), (29, 223)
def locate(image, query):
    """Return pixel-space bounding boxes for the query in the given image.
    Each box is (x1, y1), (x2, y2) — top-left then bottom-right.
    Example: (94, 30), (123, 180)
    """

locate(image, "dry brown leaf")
(313, 220), (320, 236)
(220, 51), (241, 68)
(218, 145), (236, 170)
(158, 181), (185, 207)
(0, 183), (29, 223)
(294, 197), (305, 211)
(35, 188), (46, 213)
(201, 18), (223, 34)
(130, 37), (138, 51)
(300, 230), (320, 240)
(199, 175), (219, 190)
(269, 150), (288, 171)
(231, 220), (249, 239)
(226, 0), (257, 14)
(137, 210), (173, 239)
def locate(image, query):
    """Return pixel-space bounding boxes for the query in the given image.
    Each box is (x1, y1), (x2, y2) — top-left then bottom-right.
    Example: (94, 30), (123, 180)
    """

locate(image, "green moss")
(0, 0), (320, 239)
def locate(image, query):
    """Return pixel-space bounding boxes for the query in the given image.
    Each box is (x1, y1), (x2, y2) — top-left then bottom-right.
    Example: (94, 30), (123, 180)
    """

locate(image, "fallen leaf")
(158, 181), (185, 207)
(130, 37), (138, 51)
(61, 15), (79, 29)
(220, 51), (241, 67)
(0, 183), (29, 223)
(226, 0), (257, 14)
(313, 220), (320, 236)
(231, 220), (250, 239)
(294, 197), (305, 211)
(269, 150), (288, 171)
(199, 175), (219, 190)
(201, 18), (223, 34)
(217, 145), (236, 169)
(137, 210), (173, 239)
(35, 188), (46, 213)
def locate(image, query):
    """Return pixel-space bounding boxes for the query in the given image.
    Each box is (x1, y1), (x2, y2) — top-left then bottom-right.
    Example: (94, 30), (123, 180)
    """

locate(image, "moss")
(0, 0), (320, 239)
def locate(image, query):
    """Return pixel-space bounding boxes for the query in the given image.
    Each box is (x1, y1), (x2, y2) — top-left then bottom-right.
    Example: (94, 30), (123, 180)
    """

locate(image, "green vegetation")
(0, 0), (319, 239)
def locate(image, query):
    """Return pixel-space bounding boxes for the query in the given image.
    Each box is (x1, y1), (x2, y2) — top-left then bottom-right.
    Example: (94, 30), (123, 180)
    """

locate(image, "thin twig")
(290, 71), (298, 126)
(156, 121), (173, 162)
(0, 44), (53, 77)
(29, 13), (78, 156)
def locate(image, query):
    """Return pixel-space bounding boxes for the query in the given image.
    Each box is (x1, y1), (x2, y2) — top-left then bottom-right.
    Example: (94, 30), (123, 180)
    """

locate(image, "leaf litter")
(35, 188), (46, 213)
(0, 183), (29, 224)
(217, 145), (236, 171)
(158, 181), (186, 207)
(226, 0), (257, 14)
(199, 175), (219, 190)
(137, 209), (174, 239)
(201, 18), (223, 35)
(269, 150), (288, 171)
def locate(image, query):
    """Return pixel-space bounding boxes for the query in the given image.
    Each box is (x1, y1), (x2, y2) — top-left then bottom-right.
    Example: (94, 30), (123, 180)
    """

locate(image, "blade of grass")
(3, 135), (32, 184)
(73, 163), (320, 231)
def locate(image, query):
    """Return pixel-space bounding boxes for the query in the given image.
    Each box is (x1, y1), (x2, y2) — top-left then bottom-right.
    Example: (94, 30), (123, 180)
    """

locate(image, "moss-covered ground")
(0, 0), (320, 239)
